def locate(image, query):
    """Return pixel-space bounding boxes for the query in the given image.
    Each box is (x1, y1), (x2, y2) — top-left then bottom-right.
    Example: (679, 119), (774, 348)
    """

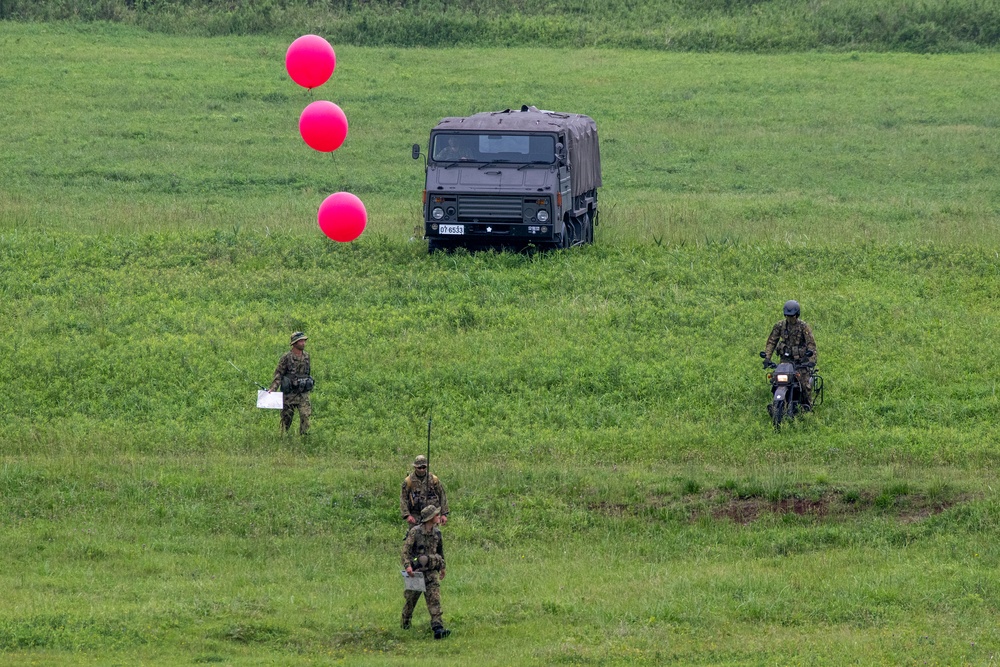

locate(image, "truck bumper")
(425, 222), (555, 243)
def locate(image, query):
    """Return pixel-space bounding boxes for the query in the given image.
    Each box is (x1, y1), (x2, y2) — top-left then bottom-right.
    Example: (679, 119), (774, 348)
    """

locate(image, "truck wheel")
(564, 217), (584, 248)
(559, 222), (573, 249)
(582, 212), (593, 244)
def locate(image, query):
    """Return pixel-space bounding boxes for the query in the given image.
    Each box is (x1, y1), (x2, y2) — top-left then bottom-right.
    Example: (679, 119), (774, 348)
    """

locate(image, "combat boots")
(400, 615), (411, 630)
(433, 626), (450, 639)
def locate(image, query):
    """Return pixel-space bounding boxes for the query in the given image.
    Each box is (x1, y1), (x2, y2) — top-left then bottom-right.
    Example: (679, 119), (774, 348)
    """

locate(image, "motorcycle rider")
(763, 300), (817, 408)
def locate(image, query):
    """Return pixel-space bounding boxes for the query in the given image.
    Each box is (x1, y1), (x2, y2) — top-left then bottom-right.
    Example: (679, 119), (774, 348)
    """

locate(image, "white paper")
(257, 390), (283, 409)
(402, 570), (426, 592)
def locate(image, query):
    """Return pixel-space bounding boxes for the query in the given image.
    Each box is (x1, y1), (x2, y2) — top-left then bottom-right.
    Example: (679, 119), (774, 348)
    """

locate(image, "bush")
(2, 0), (998, 51)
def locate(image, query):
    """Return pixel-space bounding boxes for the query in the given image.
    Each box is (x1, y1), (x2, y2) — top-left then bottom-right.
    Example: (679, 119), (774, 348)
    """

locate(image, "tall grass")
(2, 23), (1000, 665)
(2, 229), (1000, 467)
(1, 0), (999, 51)
(2, 24), (999, 461)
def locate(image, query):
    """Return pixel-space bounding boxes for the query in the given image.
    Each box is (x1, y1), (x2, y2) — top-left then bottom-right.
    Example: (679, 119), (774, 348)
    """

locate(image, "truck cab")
(413, 106), (601, 252)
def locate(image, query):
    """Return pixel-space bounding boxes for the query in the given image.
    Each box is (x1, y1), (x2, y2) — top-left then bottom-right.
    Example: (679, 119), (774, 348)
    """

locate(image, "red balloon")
(299, 101), (348, 152)
(285, 35), (336, 90)
(318, 192), (367, 242)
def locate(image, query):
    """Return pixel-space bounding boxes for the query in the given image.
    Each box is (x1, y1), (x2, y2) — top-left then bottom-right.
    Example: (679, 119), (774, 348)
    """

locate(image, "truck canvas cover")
(432, 107), (602, 195)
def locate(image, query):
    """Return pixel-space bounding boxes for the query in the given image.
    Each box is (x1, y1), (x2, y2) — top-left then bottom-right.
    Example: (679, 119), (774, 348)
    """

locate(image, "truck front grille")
(457, 196), (521, 222)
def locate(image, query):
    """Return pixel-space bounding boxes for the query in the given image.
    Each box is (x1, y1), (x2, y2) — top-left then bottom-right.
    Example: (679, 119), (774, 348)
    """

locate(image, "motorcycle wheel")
(771, 399), (785, 430)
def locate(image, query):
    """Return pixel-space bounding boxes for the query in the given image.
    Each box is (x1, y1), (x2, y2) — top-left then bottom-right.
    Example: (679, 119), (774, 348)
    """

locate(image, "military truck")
(412, 106), (602, 252)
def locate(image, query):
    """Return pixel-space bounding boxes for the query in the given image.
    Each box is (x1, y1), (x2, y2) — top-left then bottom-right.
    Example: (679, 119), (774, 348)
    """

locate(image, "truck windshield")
(432, 133), (555, 164)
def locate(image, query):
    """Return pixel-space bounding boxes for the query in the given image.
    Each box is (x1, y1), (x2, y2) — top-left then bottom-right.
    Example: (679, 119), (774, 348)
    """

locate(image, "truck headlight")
(432, 207), (445, 220)
(536, 210), (549, 223)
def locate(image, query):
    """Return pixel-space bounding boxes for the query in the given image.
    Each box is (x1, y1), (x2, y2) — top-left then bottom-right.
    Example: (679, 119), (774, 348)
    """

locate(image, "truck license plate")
(439, 224), (464, 235)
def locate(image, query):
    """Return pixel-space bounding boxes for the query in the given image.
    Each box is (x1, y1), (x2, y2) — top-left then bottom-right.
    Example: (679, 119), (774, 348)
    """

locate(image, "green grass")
(2, 25), (998, 244)
(2, 22), (1000, 665)
(2, 455), (998, 664)
(3, 233), (1000, 464)
(3, 0), (1000, 51)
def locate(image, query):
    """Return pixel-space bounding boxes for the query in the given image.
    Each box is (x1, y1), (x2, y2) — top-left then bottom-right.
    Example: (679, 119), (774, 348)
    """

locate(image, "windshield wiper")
(478, 160), (511, 170)
(517, 161), (552, 171)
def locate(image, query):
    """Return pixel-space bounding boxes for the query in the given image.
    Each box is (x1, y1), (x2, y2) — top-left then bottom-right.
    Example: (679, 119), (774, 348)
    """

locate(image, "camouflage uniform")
(764, 318), (817, 404)
(400, 466), (449, 524)
(401, 517), (446, 632)
(270, 348), (312, 435)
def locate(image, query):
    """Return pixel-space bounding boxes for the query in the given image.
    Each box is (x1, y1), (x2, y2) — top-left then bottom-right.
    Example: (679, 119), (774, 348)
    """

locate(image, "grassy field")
(3, 23), (998, 245)
(2, 22), (1000, 665)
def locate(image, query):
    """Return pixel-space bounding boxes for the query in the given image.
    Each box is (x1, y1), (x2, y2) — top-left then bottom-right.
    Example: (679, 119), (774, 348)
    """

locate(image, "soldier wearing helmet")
(401, 454), (449, 526)
(763, 301), (818, 406)
(267, 331), (314, 435)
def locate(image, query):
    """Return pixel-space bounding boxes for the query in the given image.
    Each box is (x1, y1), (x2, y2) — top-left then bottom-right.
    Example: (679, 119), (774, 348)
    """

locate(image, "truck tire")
(563, 217), (583, 249)
(558, 221), (572, 249)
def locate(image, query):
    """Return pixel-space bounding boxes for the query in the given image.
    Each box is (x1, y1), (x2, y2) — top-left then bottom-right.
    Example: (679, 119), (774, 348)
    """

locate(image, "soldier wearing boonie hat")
(401, 454), (449, 526)
(267, 331), (314, 435)
(401, 504), (450, 638)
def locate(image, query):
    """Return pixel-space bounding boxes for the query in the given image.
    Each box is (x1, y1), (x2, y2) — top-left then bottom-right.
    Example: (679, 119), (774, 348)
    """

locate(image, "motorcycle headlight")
(536, 209), (549, 223)
(432, 207), (445, 220)
(776, 374), (790, 383)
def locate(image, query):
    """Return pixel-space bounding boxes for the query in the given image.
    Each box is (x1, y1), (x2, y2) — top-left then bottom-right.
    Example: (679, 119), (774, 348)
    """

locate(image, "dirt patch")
(712, 496), (833, 524)
(895, 494), (974, 523)
(586, 489), (975, 525)
(587, 501), (630, 517)
(709, 491), (973, 525)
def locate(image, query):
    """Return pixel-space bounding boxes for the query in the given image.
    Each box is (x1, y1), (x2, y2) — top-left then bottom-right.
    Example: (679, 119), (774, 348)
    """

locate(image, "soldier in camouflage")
(268, 331), (313, 435)
(400, 455), (449, 526)
(401, 504), (450, 638)
(763, 300), (818, 406)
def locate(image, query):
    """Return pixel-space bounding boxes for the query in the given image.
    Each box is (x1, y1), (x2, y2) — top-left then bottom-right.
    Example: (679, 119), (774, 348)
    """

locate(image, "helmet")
(783, 300), (800, 317)
(413, 455), (428, 467)
(290, 331), (308, 344)
(419, 505), (440, 523)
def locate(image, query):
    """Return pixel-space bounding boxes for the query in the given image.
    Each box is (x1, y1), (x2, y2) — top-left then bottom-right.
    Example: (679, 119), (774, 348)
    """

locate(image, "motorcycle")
(759, 350), (824, 430)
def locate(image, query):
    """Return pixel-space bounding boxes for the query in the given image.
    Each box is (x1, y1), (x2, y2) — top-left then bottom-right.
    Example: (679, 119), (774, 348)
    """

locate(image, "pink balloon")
(299, 101), (348, 153)
(318, 192), (367, 242)
(285, 35), (336, 90)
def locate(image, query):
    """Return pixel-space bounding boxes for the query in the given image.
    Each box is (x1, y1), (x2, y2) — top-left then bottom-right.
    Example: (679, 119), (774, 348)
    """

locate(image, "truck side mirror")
(555, 142), (566, 163)
(412, 144), (421, 160)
